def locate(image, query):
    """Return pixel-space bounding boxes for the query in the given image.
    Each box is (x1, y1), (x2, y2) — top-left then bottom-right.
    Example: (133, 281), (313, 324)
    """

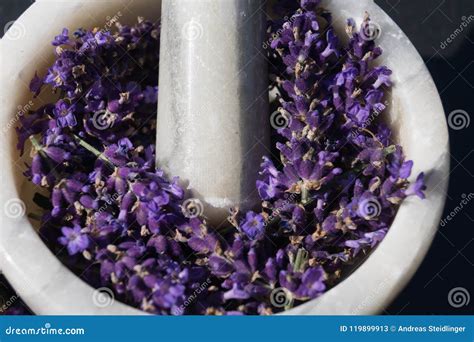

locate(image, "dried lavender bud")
(16, 0), (425, 315)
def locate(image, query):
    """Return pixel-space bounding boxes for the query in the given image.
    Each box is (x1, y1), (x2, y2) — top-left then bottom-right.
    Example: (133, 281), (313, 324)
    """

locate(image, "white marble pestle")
(156, 0), (270, 226)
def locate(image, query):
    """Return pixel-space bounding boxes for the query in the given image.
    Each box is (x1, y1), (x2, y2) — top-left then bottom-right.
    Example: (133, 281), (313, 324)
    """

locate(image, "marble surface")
(156, 0), (270, 225)
(0, 0), (449, 315)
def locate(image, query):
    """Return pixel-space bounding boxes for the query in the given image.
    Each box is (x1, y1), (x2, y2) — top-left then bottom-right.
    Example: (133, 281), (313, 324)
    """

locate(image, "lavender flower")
(240, 212), (265, 240)
(58, 224), (90, 255)
(16, 0), (426, 316)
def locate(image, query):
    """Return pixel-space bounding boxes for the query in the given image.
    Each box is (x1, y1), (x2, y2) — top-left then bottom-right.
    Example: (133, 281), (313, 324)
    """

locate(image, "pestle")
(156, 0), (270, 226)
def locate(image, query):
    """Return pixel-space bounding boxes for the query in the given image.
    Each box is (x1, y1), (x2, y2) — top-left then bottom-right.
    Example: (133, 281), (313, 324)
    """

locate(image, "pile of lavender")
(17, 0), (425, 315)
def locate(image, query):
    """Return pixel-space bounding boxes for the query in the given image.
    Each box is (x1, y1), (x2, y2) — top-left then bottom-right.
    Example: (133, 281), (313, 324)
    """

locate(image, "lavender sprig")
(15, 0), (425, 315)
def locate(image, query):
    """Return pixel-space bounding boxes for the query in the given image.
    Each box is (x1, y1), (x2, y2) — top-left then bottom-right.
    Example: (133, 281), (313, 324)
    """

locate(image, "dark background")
(1, 0), (473, 315)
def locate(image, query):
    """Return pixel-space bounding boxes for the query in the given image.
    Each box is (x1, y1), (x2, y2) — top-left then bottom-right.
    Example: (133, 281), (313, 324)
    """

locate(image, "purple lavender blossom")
(240, 212), (265, 240)
(15, 0), (426, 316)
(58, 225), (90, 255)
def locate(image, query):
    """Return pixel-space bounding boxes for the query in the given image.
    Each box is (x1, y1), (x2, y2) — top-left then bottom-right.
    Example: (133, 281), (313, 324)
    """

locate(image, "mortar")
(0, 0), (449, 314)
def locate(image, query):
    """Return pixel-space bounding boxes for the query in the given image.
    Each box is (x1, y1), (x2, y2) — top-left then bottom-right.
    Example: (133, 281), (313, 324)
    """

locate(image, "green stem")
(383, 145), (397, 156)
(73, 134), (114, 167)
(29, 136), (60, 178)
(29, 136), (43, 151)
(293, 248), (309, 273)
(301, 184), (309, 205)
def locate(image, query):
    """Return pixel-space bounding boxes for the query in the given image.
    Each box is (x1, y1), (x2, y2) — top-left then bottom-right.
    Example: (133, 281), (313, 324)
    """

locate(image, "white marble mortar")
(0, 0), (449, 315)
